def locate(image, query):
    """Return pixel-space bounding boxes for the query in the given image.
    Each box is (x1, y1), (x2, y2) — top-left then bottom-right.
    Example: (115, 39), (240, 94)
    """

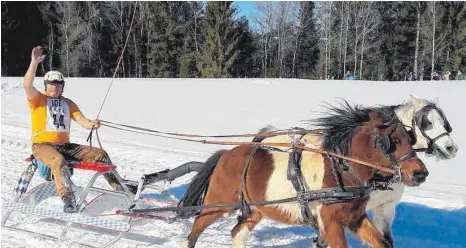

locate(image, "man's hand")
(90, 119), (101, 129)
(24, 46), (44, 100)
(31, 46), (46, 64)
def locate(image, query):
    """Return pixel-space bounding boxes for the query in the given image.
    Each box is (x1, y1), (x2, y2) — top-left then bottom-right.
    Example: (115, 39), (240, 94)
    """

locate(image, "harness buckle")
(297, 193), (308, 204)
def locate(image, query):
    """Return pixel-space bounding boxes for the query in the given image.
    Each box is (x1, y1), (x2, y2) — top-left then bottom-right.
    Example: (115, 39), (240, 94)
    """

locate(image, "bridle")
(374, 122), (417, 184)
(333, 121), (418, 188)
(411, 105), (452, 156)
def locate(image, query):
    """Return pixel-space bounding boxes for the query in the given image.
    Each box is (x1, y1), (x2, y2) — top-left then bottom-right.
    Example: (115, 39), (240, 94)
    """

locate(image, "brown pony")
(179, 103), (428, 248)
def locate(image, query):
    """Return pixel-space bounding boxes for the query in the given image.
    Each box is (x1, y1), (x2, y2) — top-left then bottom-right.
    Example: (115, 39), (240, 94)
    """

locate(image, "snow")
(1, 77), (466, 247)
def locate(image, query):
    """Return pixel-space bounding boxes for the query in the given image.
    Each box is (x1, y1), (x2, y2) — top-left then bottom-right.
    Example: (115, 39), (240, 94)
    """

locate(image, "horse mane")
(252, 125), (278, 142)
(308, 100), (398, 156)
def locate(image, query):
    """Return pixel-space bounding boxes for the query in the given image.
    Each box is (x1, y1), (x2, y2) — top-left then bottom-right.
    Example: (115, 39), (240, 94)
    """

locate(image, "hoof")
(311, 236), (328, 248)
(383, 233), (394, 248)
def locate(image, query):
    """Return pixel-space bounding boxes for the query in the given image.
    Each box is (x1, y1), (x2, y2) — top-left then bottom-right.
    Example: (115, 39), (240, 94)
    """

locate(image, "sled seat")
(25, 156), (116, 173)
(22, 155), (135, 208)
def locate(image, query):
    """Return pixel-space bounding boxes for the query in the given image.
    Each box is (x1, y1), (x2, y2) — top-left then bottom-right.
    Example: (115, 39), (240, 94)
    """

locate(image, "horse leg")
(231, 210), (263, 248)
(320, 221), (347, 248)
(184, 210), (226, 248)
(372, 203), (396, 247)
(349, 214), (391, 248)
(311, 233), (328, 248)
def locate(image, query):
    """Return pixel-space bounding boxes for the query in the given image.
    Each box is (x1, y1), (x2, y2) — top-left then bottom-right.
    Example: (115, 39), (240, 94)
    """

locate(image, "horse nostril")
(413, 171), (426, 182)
(446, 146), (454, 153)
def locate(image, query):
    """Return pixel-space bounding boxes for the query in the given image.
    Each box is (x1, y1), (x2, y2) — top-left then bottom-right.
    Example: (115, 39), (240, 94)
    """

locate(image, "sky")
(233, 1), (260, 30)
(233, 1), (256, 19)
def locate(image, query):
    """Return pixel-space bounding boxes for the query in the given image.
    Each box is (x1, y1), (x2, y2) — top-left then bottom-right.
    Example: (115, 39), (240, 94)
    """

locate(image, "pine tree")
(199, 2), (240, 78)
(179, 35), (199, 78)
(296, 1), (319, 79)
(2, 2), (47, 76)
(446, 2), (466, 72)
(230, 17), (256, 78)
(377, 2), (417, 80)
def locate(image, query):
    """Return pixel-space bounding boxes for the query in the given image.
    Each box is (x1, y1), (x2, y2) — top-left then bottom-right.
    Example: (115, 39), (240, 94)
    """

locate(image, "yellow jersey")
(28, 92), (82, 144)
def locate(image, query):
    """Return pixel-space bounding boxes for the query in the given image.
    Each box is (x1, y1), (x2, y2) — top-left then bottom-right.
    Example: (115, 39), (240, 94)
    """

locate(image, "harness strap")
(411, 105), (451, 155)
(234, 146), (372, 226)
(238, 147), (259, 220)
(287, 148), (315, 224)
(126, 185), (375, 216)
(329, 154), (346, 190)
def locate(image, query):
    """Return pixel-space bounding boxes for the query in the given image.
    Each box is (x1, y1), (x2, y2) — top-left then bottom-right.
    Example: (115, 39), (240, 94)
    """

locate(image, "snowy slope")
(1, 77), (465, 248)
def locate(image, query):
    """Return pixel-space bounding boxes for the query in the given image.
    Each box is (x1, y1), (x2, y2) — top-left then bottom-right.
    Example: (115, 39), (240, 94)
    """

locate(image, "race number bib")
(46, 98), (70, 132)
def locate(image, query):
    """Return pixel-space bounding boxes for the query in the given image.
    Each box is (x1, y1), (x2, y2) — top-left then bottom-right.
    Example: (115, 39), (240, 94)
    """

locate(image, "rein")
(100, 120), (396, 175)
(199, 141), (396, 175)
(87, 4), (138, 149)
(100, 120), (315, 138)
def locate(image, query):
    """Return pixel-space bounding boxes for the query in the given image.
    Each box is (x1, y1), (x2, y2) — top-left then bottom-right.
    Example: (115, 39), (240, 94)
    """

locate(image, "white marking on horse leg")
(316, 204), (325, 231)
(180, 239), (189, 248)
(232, 226), (250, 248)
(367, 183), (403, 237)
(372, 202), (396, 237)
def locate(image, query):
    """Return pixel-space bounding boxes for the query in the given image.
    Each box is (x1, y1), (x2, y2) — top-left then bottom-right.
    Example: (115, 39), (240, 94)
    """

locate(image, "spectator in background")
(431, 72), (440, 80)
(443, 71), (451, 80)
(407, 71), (415, 81)
(456, 70), (465, 80)
(344, 71), (356, 80)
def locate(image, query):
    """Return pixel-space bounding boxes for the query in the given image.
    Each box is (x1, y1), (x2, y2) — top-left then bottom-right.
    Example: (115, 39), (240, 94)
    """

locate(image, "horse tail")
(252, 125), (278, 142)
(176, 150), (226, 219)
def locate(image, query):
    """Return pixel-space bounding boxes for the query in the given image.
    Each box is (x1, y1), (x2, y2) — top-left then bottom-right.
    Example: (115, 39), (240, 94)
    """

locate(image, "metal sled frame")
(2, 158), (137, 248)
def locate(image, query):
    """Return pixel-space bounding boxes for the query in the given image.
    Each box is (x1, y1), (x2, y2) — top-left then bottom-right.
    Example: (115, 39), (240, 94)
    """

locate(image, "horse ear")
(369, 111), (382, 122)
(407, 130), (417, 145)
(410, 94), (423, 107)
(368, 112), (384, 126)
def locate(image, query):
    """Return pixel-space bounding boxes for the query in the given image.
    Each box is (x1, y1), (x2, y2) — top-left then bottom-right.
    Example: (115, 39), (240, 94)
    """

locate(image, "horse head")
(314, 101), (428, 187)
(366, 109), (429, 186)
(395, 95), (458, 160)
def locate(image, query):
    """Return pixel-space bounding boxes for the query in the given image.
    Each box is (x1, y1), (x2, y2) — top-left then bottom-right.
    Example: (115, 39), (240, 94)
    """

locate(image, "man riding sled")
(24, 46), (120, 213)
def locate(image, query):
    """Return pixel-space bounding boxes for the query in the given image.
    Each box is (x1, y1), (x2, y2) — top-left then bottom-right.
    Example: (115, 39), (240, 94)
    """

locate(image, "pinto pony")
(179, 104), (428, 248)
(306, 95), (458, 248)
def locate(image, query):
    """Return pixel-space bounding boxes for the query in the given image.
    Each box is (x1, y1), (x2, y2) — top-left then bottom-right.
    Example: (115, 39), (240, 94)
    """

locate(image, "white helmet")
(44, 70), (65, 84)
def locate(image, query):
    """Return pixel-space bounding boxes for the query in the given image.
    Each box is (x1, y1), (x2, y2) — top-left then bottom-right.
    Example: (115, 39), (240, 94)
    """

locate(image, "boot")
(62, 192), (77, 213)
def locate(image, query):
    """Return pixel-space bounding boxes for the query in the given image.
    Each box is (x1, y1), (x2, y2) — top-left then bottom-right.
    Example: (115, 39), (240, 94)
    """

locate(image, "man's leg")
(59, 143), (121, 189)
(32, 143), (77, 213)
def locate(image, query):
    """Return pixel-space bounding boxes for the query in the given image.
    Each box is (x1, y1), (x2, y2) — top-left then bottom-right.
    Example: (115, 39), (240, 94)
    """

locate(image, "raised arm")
(24, 46), (46, 100)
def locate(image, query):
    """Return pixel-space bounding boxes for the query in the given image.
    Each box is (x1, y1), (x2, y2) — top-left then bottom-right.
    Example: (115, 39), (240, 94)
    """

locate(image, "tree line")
(2, 1), (465, 80)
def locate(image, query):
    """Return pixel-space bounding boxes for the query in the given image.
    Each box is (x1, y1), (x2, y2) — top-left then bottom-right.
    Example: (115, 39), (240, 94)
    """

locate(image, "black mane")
(308, 100), (399, 155)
